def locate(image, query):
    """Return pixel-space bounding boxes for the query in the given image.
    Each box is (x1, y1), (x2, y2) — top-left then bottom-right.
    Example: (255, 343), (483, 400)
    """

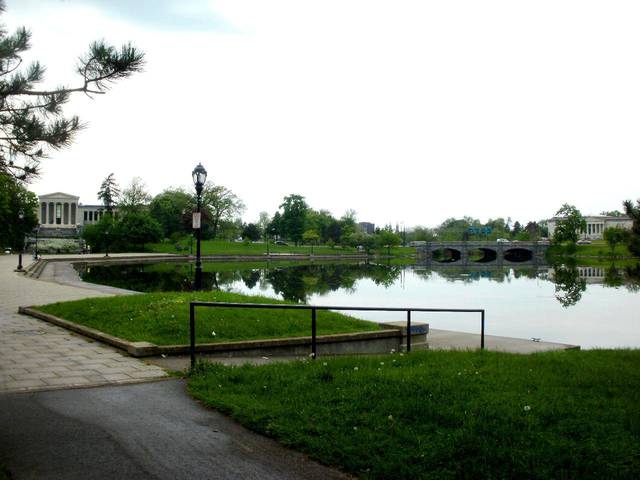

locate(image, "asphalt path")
(0, 379), (349, 480)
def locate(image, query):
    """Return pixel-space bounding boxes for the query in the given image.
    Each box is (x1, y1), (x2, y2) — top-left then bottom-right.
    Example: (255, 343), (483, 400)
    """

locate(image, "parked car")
(273, 240), (288, 246)
(496, 238), (510, 243)
(577, 239), (592, 245)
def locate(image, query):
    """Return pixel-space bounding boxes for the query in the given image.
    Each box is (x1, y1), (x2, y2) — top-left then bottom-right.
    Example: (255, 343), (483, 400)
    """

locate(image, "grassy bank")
(147, 238), (415, 258)
(547, 240), (633, 259)
(36, 291), (380, 346)
(189, 349), (640, 479)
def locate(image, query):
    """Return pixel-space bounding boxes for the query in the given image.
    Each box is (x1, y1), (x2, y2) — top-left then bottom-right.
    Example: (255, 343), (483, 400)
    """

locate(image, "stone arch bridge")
(416, 241), (550, 266)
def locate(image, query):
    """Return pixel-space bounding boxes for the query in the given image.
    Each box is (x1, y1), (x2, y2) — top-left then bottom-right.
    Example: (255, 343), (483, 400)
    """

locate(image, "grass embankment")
(189, 349), (640, 479)
(548, 240), (635, 262)
(36, 291), (379, 346)
(147, 239), (415, 258)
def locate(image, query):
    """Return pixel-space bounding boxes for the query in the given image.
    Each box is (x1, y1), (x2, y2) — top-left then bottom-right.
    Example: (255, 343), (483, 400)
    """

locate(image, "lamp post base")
(15, 252), (24, 272)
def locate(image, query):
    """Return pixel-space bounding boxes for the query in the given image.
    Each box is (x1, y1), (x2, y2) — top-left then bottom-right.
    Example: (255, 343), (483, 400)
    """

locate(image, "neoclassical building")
(547, 214), (632, 241)
(37, 192), (112, 230)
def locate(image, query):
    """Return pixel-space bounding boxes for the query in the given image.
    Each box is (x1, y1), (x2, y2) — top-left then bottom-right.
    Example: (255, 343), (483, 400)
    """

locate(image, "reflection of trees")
(582, 263), (640, 292)
(552, 264), (586, 307)
(624, 264), (640, 293)
(79, 261), (403, 301)
(418, 267), (512, 284)
(512, 268), (537, 280)
(266, 263), (402, 303)
(241, 269), (261, 289)
(79, 263), (195, 292)
(603, 264), (625, 288)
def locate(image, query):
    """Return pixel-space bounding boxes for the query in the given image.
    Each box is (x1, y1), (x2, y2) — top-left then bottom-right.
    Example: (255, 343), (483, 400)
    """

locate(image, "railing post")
(190, 303), (196, 369)
(406, 310), (412, 352)
(480, 310), (485, 350)
(311, 307), (317, 360)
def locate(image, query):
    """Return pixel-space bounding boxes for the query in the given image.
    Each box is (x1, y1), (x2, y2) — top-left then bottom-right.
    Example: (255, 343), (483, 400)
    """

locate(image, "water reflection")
(550, 264), (587, 308)
(76, 260), (640, 306)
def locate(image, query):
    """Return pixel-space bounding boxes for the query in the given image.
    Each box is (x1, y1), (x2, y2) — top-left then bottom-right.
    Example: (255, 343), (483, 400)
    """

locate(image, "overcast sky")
(6, 0), (640, 228)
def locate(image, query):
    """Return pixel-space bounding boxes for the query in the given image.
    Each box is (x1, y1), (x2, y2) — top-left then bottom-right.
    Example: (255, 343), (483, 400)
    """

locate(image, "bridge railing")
(188, 302), (486, 368)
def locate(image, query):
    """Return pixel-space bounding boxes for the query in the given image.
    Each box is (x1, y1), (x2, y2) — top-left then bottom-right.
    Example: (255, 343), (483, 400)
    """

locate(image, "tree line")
(405, 217), (548, 243)
(82, 175), (407, 253)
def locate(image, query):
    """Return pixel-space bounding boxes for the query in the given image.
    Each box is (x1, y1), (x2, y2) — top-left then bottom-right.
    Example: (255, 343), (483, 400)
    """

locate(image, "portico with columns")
(38, 192), (80, 228)
(37, 192), (110, 230)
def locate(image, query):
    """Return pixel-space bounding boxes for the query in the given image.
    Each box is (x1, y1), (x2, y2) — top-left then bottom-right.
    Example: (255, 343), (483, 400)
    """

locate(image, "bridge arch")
(504, 248), (533, 263)
(432, 248), (462, 263)
(469, 248), (498, 263)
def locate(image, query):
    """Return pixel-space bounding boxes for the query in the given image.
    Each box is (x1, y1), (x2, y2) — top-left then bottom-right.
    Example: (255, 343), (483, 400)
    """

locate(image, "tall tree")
(113, 211), (162, 251)
(511, 221), (522, 238)
(149, 188), (192, 238)
(242, 223), (262, 242)
(553, 204), (586, 244)
(0, 1), (145, 181)
(279, 194), (308, 245)
(97, 173), (120, 213)
(200, 182), (245, 240)
(118, 177), (151, 214)
(603, 227), (629, 256)
(302, 229), (320, 246)
(525, 221), (539, 240)
(623, 199), (640, 256)
(0, 173), (38, 250)
(339, 210), (357, 243)
(376, 229), (402, 255)
(267, 211), (282, 239)
(306, 209), (334, 243)
(257, 211), (271, 238)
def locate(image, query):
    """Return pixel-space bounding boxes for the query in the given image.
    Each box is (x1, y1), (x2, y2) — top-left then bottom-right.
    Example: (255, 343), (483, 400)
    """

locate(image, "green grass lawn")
(35, 291), (380, 345)
(548, 240), (633, 259)
(147, 238), (415, 257)
(189, 349), (640, 479)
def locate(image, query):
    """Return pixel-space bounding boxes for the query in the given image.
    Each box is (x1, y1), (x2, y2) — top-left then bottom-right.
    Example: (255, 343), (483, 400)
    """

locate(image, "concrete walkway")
(0, 379), (348, 480)
(427, 328), (579, 353)
(0, 254), (167, 393)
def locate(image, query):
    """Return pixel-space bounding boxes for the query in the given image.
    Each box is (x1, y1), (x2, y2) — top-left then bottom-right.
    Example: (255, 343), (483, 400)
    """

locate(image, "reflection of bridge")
(416, 241), (550, 266)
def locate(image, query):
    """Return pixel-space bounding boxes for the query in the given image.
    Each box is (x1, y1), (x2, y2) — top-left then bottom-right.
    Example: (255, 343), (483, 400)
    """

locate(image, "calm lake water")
(76, 260), (640, 349)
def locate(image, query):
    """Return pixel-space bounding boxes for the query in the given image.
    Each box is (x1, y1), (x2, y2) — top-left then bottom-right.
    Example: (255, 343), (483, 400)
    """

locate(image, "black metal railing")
(189, 302), (486, 368)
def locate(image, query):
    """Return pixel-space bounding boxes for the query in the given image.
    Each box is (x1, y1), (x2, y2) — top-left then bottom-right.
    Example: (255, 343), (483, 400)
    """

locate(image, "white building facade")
(37, 192), (111, 229)
(547, 215), (632, 241)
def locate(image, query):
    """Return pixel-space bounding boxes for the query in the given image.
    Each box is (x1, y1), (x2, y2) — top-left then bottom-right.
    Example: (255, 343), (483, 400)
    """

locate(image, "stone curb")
(19, 306), (420, 357)
(0, 375), (174, 395)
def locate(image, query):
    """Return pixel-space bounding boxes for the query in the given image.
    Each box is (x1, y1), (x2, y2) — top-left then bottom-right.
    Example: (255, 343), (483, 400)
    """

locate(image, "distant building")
(37, 192), (115, 236)
(547, 214), (632, 241)
(358, 222), (375, 235)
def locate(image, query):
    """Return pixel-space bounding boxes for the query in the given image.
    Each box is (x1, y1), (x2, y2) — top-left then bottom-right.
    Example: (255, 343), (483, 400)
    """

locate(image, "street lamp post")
(16, 210), (24, 271)
(104, 230), (110, 257)
(192, 163), (207, 290)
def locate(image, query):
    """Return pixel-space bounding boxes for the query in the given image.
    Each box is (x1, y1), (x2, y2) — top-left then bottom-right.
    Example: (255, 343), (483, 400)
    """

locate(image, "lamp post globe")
(192, 163), (207, 193)
(192, 163), (207, 290)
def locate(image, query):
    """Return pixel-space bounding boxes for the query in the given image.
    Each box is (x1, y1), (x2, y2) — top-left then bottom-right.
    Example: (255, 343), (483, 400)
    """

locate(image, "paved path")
(0, 254), (167, 393)
(0, 379), (348, 480)
(427, 328), (579, 353)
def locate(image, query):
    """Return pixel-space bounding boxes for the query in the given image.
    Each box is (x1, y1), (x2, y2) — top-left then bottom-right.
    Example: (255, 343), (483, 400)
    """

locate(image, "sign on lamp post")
(192, 163), (207, 290)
